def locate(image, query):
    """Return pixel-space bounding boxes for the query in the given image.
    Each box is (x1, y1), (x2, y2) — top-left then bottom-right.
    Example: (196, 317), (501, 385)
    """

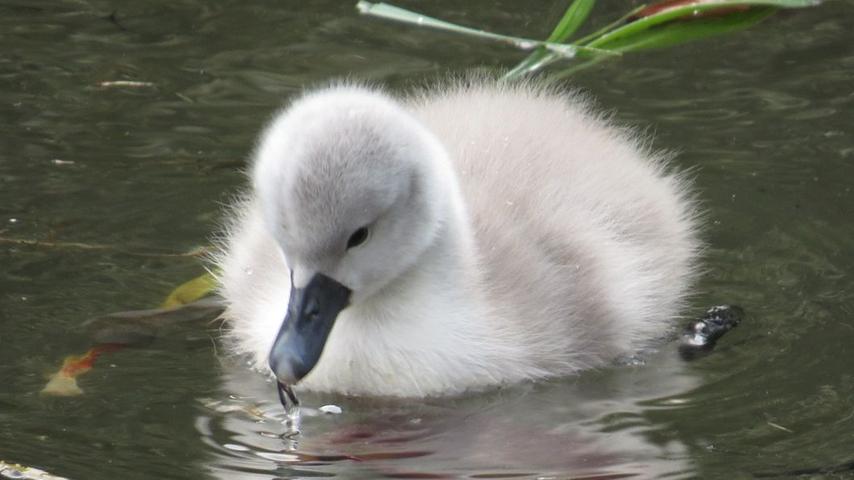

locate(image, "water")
(1, 1), (853, 478)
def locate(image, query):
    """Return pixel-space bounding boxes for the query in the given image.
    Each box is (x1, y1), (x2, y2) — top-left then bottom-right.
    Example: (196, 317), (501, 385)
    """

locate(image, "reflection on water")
(203, 347), (699, 480)
(1, 1), (853, 479)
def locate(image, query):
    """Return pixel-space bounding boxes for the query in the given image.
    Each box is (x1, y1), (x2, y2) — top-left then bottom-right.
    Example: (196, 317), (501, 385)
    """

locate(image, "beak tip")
(269, 353), (300, 385)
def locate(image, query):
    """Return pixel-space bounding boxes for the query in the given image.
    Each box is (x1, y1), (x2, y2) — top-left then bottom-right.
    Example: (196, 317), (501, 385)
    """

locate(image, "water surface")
(1, 1), (853, 479)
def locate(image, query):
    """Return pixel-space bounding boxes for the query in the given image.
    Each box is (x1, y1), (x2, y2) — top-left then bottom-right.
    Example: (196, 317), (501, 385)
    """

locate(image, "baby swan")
(215, 81), (699, 397)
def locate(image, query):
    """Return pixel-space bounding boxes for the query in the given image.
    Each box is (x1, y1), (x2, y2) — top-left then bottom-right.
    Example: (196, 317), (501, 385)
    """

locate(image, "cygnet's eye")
(346, 226), (370, 250)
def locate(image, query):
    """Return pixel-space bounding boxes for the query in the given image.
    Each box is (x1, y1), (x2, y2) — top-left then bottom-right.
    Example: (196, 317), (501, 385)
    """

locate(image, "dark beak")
(268, 273), (352, 385)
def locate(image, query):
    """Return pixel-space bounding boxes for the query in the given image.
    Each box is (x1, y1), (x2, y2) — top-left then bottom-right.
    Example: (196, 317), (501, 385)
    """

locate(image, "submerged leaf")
(41, 372), (85, 397)
(41, 344), (125, 396)
(85, 297), (225, 345)
(43, 289), (223, 397)
(161, 271), (218, 309)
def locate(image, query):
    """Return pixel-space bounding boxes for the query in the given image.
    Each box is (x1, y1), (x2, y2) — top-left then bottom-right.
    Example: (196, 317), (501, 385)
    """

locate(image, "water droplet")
(8, 218), (18, 223)
(244, 267), (253, 276)
(416, 16), (424, 25)
(515, 40), (536, 50)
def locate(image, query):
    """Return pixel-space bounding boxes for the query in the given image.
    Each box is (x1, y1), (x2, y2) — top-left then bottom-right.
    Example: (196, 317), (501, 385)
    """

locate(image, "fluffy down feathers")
(212, 80), (699, 397)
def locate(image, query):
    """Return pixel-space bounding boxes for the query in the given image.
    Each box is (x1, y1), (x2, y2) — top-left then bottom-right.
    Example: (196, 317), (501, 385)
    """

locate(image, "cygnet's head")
(252, 86), (452, 385)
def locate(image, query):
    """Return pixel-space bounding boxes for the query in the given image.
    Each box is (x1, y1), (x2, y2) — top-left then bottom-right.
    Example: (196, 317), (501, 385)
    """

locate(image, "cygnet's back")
(410, 82), (699, 372)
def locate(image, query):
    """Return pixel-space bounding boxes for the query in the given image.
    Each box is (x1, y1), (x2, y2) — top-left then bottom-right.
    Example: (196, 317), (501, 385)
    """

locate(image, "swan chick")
(215, 81), (699, 397)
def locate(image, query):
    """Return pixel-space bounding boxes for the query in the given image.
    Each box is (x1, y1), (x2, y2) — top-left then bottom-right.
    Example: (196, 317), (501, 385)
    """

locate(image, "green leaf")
(572, 4), (648, 45)
(505, 0), (597, 80)
(505, 3), (644, 81)
(585, 1), (817, 50)
(591, 7), (777, 53)
(355, 0), (823, 81)
(547, 0), (820, 77)
(547, 0), (597, 42)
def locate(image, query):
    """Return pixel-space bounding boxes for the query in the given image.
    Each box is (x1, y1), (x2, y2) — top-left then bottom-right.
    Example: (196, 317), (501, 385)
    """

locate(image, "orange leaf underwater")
(41, 343), (126, 396)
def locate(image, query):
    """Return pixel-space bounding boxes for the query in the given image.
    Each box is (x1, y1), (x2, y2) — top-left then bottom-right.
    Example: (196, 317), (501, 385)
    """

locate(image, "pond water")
(1, 1), (853, 479)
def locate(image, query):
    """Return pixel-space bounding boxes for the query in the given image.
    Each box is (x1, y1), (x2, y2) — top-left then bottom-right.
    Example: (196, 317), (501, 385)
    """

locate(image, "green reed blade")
(505, 0), (597, 80)
(356, 0), (822, 81)
(586, 0), (820, 50)
(525, 0), (821, 79)
(356, 1), (616, 59)
(591, 6), (777, 53)
(548, 0), (597, 42)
